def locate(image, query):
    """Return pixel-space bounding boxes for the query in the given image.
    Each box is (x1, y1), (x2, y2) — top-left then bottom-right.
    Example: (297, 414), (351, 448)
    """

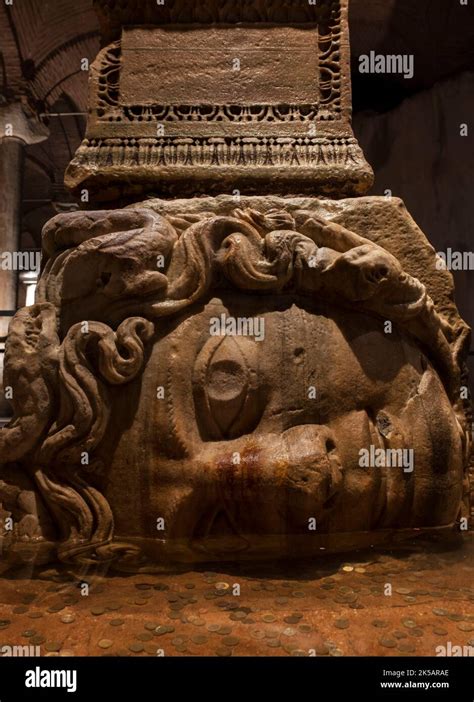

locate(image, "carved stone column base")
(0, 195), (471, 570)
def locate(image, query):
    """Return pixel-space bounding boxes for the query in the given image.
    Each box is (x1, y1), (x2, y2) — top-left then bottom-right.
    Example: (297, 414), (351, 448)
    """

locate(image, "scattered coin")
(433, 608), (449, 617)
(262, 614), (276, 623)
(128, 643), (144, 653)
(222, 636), (239, 647)
(299, 625), (312, 634)
(251, 630), (265, 640)
(155, 625), (174, 636)
(22, 630), (36, 638)
(372, 620), (389, 629)
(12, 606), (28, 614)
(334, 619), (349, 630)
(282, 627), (297, 637)
(207, 624), (221, 633)
(402, 619), (417, 629)
(457, 623), (474, 632)
(230, 611), (246, 621)
(266, 639), (280, 648)
(398, 642), (416, 653)
(47, 604), (64, 614)
(275, 597), (289, 605)
(60, 614), (75, 624)
(217, 626), (232, 635)
(91, 607), (105, 616)
(329, 648), (344, 656)
(144, 622), (159, 631)
(110, 619), (124, 627)
(45, 641), (61, 652)
(192, 635), (208, 645)
(30, 635), (45, 645)
(409, 628), (424, 638)
(137, 632), (153, 642)
(284, 615), (302, 625)
(98, 639), (113, 650)
(380, 638), (397, 649)
(216, 647), (232, 657)
(448, 614), (463, 622)
(392, 631), (407, 640)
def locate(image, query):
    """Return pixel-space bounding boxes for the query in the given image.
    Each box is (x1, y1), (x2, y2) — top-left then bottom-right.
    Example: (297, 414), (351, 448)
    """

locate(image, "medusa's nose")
(283, 424), (343, 509)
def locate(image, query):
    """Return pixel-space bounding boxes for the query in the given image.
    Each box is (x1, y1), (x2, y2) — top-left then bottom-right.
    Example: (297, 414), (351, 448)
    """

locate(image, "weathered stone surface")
(0, 196), (470, 567)
(65, 0), (373, 199)
(0, 2), (470, 572)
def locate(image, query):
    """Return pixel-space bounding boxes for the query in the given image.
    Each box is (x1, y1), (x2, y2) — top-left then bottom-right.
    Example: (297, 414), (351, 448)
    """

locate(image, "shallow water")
(0, 538), (473, 657)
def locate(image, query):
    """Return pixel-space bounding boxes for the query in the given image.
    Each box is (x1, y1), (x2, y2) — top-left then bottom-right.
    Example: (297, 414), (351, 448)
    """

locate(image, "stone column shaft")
(0, 137), (24, 336)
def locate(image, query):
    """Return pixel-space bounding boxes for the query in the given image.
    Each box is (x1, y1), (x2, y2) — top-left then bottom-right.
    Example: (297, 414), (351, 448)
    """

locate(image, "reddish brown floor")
(0, 538), (473, 657)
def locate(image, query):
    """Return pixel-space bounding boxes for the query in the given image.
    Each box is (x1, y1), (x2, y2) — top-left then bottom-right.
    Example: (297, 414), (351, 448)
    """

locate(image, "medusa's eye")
(193, 335), (265, 441)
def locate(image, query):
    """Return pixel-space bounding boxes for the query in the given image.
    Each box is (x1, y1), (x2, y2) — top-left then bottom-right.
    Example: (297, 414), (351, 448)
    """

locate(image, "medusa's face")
(102, 293), (463, 560)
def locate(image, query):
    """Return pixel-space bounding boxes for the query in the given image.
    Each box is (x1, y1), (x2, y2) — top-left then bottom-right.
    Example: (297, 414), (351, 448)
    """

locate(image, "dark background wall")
(350, 0), (474, 389)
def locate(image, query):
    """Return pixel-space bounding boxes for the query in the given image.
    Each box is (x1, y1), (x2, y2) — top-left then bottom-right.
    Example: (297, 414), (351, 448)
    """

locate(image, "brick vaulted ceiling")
(0, 0), (473, 246)
(0, 0), (100, 247)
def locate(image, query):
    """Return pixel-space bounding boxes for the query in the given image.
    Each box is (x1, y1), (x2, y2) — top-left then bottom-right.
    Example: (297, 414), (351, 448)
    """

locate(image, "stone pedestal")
(66, 0), (373, 200)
